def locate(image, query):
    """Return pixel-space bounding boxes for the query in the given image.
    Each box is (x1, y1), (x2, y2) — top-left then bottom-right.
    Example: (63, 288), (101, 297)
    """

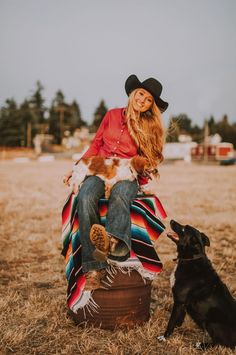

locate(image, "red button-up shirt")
(83, 108), (137, 159)
(82, 107), (148, 185)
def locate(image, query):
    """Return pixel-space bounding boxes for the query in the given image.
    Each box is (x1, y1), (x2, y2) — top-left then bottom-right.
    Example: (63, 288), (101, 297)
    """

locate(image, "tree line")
(167, 114), (236, 147)
(0, 81), (236, 147)
(0, 81), (107, 147)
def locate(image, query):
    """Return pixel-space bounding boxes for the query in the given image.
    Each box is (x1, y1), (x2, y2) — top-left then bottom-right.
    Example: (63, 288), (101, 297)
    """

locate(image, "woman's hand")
(63, 170), (73, 186)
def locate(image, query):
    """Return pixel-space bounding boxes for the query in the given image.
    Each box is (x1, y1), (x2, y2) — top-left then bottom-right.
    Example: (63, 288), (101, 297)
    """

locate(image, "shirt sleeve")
(138, 175), (149, 185)
(138, 171), (159, 186)
(82, 111), (110, 158)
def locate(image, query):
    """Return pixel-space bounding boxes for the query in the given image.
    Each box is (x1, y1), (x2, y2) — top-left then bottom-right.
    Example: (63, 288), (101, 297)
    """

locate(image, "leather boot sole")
(90, 224), (110, 261)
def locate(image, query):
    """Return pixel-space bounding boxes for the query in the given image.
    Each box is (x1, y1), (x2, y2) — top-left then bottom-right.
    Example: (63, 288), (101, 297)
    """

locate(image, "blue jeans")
(77, 176), (138, 273)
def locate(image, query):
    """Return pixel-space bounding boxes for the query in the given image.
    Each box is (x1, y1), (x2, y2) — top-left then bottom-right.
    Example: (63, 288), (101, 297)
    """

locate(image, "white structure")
(13, 157), (30, 163)
(38, 155), (55, 162)
(178, 134), (193, 143)
(62, 127), (90, 150)
(163, 142), (197, 162)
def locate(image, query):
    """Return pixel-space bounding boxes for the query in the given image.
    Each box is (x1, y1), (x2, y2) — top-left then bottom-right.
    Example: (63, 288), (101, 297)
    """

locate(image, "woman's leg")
(105, 180), (138, 258)
(77, 176), (107, 273)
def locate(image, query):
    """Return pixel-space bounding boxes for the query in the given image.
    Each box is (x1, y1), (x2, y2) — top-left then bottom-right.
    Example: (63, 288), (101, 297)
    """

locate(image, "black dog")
(158, 220), (236, 349)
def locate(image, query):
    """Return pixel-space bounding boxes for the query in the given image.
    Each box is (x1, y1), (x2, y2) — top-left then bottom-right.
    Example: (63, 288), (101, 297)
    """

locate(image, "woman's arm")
(82, 111), (110, 158)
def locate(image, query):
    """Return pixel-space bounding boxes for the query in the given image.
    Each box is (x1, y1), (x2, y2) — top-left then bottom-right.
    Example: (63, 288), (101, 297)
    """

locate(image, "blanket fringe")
(107, 258), (157, 283)
(72, 291), (100, 318)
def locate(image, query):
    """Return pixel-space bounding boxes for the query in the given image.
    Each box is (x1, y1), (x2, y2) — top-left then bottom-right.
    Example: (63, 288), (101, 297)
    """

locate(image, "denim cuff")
(82, 260), (108, 273)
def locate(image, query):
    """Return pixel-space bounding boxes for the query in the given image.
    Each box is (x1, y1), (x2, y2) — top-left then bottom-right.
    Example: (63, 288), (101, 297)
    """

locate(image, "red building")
(191, 142), (234, 162)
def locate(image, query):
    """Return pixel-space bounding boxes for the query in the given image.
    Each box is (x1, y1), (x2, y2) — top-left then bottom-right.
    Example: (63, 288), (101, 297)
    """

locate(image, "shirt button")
(117, 141), (119, 144)
(114, 154), (117, 157)
(121, 130), (123, 133)
(114, 147), (117, 150)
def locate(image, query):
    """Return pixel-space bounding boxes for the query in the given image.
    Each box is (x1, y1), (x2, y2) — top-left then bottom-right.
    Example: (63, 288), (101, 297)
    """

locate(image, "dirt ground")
(0, 160), (235, 355)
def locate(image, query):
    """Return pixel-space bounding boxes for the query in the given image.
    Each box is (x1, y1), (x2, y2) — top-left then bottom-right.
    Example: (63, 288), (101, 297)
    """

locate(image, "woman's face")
(132, 88), (154, 113)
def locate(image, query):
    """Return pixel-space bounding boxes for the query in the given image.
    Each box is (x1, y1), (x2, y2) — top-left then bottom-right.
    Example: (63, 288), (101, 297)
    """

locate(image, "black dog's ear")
(201, 233), (210, 247)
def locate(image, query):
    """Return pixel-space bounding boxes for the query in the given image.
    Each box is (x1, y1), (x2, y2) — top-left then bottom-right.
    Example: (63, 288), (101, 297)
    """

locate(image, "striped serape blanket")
(61, 193), (167, 313)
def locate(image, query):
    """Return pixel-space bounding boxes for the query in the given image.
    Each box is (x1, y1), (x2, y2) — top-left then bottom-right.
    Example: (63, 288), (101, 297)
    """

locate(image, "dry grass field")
(0, 159), (236, 355)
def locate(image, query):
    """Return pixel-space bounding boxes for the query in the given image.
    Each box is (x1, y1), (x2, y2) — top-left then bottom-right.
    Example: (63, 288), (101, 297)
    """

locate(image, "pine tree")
(216, 115), (233, 144)
(166, 114), (202, 143)
(90, 99), (108, 132)
(70, 100), (86, 129)
(49, 90), (65, 144)
(30, 81), (46, 124)
(19, 100), (35, 147)
(0, 99), (24, 146)
(48, 91), (86, 143)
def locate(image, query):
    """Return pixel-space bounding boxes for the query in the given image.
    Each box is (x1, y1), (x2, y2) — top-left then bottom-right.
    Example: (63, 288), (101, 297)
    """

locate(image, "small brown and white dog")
(71, 155), (159, 198)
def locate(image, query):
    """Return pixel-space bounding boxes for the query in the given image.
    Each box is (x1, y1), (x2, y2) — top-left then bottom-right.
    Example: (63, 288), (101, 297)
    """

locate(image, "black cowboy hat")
(125, 74), (168, 112)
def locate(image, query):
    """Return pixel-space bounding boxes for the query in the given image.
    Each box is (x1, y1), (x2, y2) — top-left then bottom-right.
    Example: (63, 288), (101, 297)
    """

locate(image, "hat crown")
(142, 78), (162, 96)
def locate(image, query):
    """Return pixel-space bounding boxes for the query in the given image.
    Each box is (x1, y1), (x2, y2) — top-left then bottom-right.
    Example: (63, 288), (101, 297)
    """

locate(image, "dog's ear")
(201, 233), (210, 247)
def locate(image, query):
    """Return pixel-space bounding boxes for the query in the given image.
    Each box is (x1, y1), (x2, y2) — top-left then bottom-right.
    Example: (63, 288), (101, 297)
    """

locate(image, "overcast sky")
(0, 0), (236, 126)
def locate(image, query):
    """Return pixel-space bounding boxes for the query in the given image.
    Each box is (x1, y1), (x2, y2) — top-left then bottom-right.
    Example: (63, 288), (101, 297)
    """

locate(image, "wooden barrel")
(69, 269), (152, 330)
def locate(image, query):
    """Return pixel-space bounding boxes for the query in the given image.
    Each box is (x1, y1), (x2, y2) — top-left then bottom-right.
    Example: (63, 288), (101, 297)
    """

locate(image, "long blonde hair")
(126, 89), (165, 167)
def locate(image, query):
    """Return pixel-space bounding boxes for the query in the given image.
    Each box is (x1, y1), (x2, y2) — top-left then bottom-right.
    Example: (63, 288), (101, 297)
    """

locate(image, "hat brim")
(125, 74), (168, 113)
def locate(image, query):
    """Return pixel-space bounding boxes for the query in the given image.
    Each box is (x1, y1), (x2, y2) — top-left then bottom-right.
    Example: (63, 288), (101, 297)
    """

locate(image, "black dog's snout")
(170, 220), (183, 229)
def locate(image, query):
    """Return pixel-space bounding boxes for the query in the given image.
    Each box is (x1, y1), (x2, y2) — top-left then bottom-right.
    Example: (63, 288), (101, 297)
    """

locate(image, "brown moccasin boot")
(90, 224), (118, 261)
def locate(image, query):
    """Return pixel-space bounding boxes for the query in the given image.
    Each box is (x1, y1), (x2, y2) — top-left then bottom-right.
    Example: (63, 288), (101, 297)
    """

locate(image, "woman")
(63, 74), (168, 290)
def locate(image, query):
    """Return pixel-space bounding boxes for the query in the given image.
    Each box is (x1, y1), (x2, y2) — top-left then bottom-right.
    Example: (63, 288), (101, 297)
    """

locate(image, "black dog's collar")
(173, 254), (205, 262)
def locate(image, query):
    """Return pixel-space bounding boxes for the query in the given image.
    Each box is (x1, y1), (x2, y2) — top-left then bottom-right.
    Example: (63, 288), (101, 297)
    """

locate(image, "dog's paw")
(157, 335), (167, 342)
